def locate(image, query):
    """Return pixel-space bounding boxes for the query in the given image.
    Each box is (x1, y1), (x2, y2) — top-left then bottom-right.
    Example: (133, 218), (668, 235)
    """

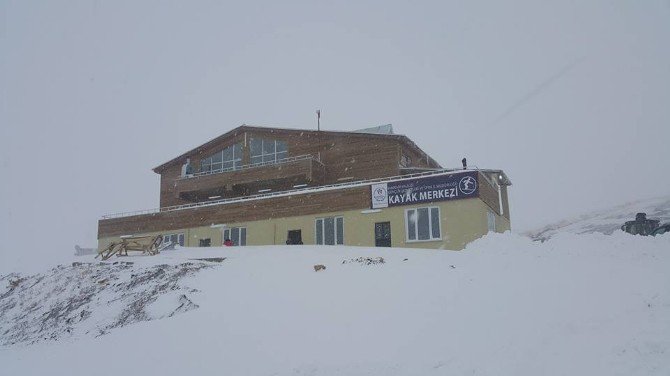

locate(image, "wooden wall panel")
(100, 186), (372, 238)
(160, 164), (189, 207)
(174, 158), (324, 198)
(159, 130), (404, 207)
(401, 144), (440, 169)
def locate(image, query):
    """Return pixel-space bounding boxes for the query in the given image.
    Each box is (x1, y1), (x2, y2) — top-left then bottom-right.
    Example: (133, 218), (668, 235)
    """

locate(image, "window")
(487, 210), (496, 232)
(201, 143), (243, 173)
(163, 233), (185, 246)
(315, 216), (344, 245)
(250, 138), (288, 165)
(223, 227), (247, 246)
(199, 238), (211, 247)
(400, 153), (412, 167)
(406, 207), (441, 241)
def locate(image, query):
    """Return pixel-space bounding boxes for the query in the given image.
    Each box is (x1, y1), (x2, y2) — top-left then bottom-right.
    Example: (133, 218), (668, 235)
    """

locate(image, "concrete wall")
(99, 197), (510, 252)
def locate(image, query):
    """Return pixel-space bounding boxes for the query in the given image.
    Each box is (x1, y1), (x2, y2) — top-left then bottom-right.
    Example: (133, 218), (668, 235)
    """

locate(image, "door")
(287, 230), (303, 244)
(375, 222), (391, 247)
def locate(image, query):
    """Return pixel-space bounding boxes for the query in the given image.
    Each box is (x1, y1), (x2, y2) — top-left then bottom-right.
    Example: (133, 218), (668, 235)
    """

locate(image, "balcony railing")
(179, 154), (322, 180)
(101, 168), (484, 220)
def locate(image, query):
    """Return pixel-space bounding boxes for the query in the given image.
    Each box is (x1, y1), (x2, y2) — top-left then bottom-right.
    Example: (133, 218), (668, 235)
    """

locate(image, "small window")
(162, 233), (185, 246)
(223, 227), (247, 246)
(400, 154), (412, 167)
(315, 216), (344, 245)
(487, 210), (496, 232)
(406, 207), (441, 241)
(199, 238), (211, 247)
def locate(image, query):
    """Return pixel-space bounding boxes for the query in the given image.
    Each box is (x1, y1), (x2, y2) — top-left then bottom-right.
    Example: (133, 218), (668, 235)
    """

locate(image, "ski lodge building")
(97, 125), (511, 251)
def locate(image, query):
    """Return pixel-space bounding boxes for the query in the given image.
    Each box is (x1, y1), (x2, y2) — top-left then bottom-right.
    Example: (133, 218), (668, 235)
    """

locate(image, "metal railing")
(101, 168), (482, 220)
(180, 154), (322, 180)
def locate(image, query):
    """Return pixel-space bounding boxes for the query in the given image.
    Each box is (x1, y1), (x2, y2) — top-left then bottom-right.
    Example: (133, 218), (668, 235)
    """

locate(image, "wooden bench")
(97, 235), (163, 260)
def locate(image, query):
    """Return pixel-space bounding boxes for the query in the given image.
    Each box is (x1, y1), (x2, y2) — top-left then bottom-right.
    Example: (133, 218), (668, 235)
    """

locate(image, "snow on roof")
(352, 124), (394, 135)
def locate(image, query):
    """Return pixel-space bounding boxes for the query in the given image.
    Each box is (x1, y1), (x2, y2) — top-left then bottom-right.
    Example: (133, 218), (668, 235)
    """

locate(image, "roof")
(152, 124), (441, 173)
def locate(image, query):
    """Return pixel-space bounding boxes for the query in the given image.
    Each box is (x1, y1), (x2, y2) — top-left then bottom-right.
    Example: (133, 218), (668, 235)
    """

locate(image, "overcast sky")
(1, 1), (669, 268)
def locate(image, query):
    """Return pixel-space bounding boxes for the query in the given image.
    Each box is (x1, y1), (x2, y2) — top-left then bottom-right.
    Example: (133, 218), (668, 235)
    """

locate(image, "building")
(98, 125), (511, 251)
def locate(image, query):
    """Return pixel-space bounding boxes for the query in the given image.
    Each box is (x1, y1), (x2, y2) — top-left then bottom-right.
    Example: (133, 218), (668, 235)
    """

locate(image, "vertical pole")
(497, 180), (504, 216)
(316, 109), (321, 131)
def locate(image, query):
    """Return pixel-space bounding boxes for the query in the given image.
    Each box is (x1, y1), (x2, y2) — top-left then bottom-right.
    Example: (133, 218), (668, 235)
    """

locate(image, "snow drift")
(1, 231), (669, 376)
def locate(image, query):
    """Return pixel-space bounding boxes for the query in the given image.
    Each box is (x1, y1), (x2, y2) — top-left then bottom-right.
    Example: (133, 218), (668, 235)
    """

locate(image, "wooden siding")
(158, 129), (407, 207)
(174, 158), (325, 200)
(160, 164), (188, 207)
(100, 186), (372, 238)
(401, 144), (441, 170)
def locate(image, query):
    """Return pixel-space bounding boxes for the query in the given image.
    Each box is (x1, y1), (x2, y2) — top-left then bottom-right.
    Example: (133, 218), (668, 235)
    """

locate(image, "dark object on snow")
(342, 257), (385, 266)
(621, 212), (660, 236)
(462, 158), (467, 170)
(192, 257), (226, 263)
(651, 223), (670, 237)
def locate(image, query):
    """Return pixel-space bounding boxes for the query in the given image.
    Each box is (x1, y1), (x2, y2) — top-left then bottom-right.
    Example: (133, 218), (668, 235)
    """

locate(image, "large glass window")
(250, 138), (288, 164)
(224, 227), (247, 246)
(201, 143), (243, 173)
(315, 216), (344, 245)
(406, 207), (441, 241)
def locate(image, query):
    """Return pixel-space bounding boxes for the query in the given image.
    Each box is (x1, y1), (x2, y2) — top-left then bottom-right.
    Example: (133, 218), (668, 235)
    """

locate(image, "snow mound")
(0, 260), (212, 346)
(1, 235), (669, 375)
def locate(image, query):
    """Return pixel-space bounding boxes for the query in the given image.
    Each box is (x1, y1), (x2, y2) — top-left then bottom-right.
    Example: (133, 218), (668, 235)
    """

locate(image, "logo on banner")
(458, 176), (477, 195)
(371, 183), (389, 208)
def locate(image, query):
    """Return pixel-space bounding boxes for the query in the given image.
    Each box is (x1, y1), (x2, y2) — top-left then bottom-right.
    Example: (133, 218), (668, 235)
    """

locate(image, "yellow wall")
(98, 197), (509, 252)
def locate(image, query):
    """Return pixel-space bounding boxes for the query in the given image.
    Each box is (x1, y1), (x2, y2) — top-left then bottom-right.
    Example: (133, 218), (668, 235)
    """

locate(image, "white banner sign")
(371, 183), (389, 209)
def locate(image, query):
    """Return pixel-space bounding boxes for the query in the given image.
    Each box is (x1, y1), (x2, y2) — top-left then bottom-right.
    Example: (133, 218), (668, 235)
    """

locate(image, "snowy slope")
(527, 196), (670, 241)
(1, 232), (669, 376)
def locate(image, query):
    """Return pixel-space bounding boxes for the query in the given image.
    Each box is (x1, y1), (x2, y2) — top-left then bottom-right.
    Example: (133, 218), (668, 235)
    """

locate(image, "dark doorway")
(287, 230), (303, 245)
(375, 222), (391, 247)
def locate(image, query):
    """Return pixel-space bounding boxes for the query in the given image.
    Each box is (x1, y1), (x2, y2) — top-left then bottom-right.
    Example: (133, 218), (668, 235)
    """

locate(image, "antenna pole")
(316, 109), (321, 131)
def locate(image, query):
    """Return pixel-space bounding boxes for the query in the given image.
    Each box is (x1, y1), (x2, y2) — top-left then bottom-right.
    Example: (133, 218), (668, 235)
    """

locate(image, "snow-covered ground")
(1, 229), (669, 375)
(528, 196), (670, 241)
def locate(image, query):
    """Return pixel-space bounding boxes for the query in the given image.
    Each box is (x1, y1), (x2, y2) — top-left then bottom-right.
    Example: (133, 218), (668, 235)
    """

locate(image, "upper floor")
(154, 125), (442, 208)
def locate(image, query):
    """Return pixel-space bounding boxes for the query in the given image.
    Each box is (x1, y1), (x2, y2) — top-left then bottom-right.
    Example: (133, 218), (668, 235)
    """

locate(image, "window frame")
(201, 143), (243, 174)
(315, 216), (344, 245)
(250, 138), (288, 165)
(162, 232), (185, 247)
(223, 226), (247, 246)
(487, 210), (496, 233)
(404, 206), (442, 243)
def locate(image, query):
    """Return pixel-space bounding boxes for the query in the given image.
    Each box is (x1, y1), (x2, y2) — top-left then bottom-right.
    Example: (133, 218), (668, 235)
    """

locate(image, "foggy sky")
(2, 1), (669, 269)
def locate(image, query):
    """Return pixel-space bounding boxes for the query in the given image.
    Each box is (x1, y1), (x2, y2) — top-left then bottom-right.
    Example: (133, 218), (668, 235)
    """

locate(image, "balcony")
(174, 155), (326, 202)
